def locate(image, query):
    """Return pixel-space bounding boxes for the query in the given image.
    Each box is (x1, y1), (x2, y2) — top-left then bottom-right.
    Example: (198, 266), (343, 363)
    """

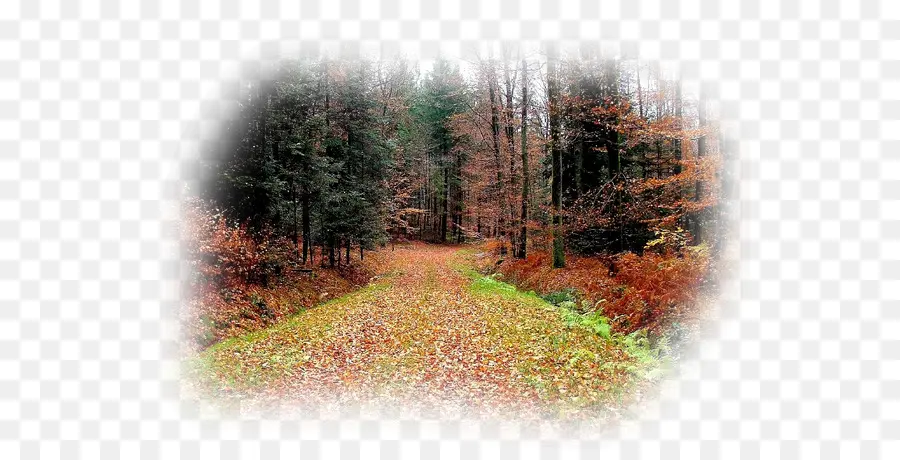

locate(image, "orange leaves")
(190, 244), (648, 422)
(606, 249), (709, 332)
(182, 198), (276, 289)
(181, 199), (384, 350)
(495, 245), (711, 335)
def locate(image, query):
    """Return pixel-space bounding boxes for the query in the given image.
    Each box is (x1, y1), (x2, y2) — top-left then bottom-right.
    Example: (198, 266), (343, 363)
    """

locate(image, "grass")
(455, 258), (666, 415)
(455, 249), (670, 385)
(185, 245), (668, 421)
(185, 281), (391, 395)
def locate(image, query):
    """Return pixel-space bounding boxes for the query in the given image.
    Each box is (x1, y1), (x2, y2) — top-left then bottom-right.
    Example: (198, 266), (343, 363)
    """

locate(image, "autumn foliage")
(489, 234), (712, 336)
(181, 199), (378, 349)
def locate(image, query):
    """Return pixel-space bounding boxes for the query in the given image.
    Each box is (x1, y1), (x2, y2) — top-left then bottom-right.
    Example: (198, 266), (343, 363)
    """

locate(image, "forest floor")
(185, 243), (662, 424)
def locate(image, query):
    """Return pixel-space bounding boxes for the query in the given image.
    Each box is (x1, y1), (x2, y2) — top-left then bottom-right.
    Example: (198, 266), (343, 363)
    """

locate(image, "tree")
(197, 54), (725, 274)
(693, 85), (708, 244)
(486, 59), (507, 253)
(517, 58), (530, 258)
(200, 59), (393, 268)
(547, 46), (565, 268)
(411, 59), (468, 243)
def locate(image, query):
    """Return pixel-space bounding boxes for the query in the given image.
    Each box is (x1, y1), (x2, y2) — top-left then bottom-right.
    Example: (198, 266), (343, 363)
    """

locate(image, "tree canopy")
(195, 53), (729, 268)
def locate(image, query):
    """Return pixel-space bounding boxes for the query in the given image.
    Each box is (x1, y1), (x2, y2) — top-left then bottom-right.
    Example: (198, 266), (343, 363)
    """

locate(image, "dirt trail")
(189, 244), (647, 421)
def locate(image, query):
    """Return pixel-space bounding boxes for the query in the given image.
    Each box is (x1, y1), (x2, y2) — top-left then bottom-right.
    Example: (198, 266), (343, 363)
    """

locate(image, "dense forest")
(185, 49), (731, 417)
(195, 50), (729, 268)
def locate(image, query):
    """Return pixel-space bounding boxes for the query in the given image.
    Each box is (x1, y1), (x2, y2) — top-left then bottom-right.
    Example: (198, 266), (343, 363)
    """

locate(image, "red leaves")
(607, 249), (709, 333)
(181, 199), (383, 350)
(495, 246), (710, 335)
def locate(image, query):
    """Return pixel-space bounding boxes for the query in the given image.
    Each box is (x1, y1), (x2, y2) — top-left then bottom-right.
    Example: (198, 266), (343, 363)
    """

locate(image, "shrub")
(605, 244), (710, 333)
(180, 199), (378, 349)
(494, 238), (711, 337)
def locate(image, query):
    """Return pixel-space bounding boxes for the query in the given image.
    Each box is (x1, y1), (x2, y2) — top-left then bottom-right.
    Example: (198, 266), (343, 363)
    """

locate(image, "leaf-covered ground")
(185, 243), (661, 423)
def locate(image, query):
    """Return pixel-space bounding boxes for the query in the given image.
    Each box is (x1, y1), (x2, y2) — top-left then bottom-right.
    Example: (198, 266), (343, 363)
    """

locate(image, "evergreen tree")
(410, 59), (468, 243)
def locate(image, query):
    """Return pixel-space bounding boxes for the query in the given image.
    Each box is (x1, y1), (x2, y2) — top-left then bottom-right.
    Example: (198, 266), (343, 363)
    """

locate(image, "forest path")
(189, 243), (646, 421)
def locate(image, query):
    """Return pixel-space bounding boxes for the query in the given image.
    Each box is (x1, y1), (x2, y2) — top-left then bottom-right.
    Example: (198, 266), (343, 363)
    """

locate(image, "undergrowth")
(475, 238), (712, 344)
(543, 286), (671, 379)
(182, 199), (386, 350)
(460, 261), (670, 383)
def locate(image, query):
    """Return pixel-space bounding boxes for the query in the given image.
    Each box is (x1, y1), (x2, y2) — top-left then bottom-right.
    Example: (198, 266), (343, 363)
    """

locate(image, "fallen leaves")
(187, 243), (652, 423)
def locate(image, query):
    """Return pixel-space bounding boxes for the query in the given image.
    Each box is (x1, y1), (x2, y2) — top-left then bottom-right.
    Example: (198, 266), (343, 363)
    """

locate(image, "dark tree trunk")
(548, 46), (565, 268)
(606, 137), (621, 179)
(503, 60), (518, 257)
(329, 237), (336, 268)
(637, 65), (648, 180)
(656, 140), (663, 179)
(441, 165), (449, 242)
(292, 180), (300, 261)
(605, 60), (622, 181)
(674, 81), (683, 175)
(488, 63), (507, 256)
(518, 58), (529, 259)
(301, 191), (310, 264)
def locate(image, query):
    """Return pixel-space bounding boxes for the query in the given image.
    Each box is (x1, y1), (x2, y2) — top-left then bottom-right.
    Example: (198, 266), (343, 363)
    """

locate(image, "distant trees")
(409, 60), (468, 243)
(197, 51), (727, 270)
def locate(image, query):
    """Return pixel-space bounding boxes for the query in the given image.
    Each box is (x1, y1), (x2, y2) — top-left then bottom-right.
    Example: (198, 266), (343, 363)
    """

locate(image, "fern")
(559, 304), (612, 339)
(543, 288), (579, 305)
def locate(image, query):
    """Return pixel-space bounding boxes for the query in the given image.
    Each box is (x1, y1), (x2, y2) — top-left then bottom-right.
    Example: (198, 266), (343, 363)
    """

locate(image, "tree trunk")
(292, 180), (300, 261)
(503, 60), (518, 257)
(674, 81), (683, 175)
(517, 58), (529, 259)
(605, 60), (622, 181)
(637, 64), (648, 180)
(656, 140), (663, 179)
(488, 62), (507, 257)
(548, 46), (565, 268)
(301, 190), (310, 265)
(694, 86), (707, 244)
(441, 165), (449, 242)
(329, 237), (336, 268)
